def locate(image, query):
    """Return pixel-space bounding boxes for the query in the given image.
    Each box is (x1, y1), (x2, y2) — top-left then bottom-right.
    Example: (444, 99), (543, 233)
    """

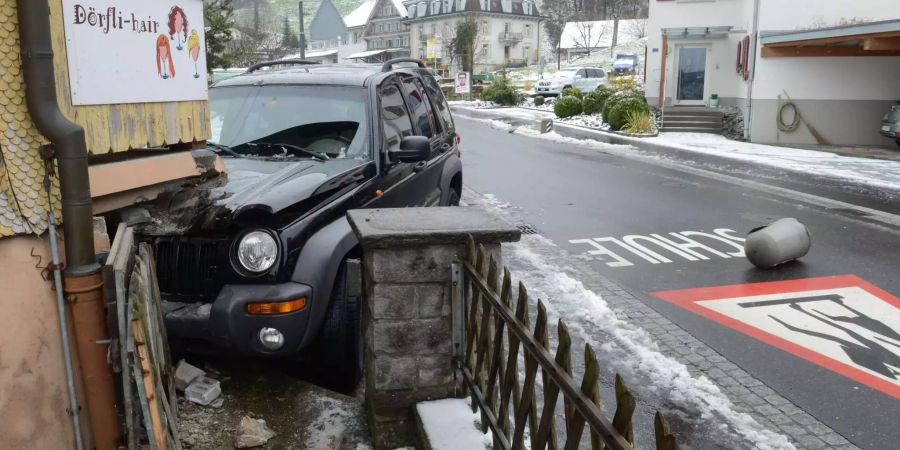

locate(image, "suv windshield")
(210, 85), (369, 160)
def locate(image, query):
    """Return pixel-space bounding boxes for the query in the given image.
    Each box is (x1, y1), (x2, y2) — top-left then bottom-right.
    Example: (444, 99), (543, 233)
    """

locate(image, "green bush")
(594, 84), (615, 112)
(554, 96), (583, 118)
(482, 76), (525, 106)
(561, 86), (582, 99)
(533, 95), (545, 106)
(602, 90), (643, 123)
(606, 96), (650, 130)
(582, 90), (605, 115)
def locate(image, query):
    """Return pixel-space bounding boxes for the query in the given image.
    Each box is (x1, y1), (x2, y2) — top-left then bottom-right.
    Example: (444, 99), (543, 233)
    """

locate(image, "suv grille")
(154, 237), (231, 301)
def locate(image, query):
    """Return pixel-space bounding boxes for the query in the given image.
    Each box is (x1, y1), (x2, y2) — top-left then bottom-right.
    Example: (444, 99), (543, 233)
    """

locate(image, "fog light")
(258, 327), (284, 350)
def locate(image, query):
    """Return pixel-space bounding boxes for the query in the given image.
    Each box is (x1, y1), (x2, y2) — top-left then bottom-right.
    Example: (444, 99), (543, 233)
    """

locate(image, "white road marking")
(570, 228), (746, 267)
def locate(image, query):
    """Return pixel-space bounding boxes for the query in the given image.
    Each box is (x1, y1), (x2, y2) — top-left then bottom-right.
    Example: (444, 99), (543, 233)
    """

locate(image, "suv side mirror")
(392, 136), (431, 163)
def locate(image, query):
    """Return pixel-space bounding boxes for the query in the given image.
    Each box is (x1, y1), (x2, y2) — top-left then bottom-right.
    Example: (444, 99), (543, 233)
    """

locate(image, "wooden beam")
(761, 45), (900, 58)
(863, 37), (900, 51)
(765, 30), (900, 48)
(658, 34), (668, 106)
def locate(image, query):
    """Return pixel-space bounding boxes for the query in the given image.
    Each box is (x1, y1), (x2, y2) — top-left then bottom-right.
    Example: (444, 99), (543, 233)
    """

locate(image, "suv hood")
(137, 157), (372, 235)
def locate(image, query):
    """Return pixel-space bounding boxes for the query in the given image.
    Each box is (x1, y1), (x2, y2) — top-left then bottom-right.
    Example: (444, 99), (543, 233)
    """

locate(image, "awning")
(346, 49), (387, 59)
(663, 26), (732, 39)
(760, 19), (900, 57)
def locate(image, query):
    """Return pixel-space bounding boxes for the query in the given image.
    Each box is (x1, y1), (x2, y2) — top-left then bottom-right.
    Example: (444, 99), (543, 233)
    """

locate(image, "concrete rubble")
(175, 359), (206, 392)
(234, 416), (276, 448)
(185, 376), (222, 406)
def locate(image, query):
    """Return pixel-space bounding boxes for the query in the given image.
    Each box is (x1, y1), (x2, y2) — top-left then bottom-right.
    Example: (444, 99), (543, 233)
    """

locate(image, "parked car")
(535, 67), (608, 96)
(881, 102), (900, 147)
(138, 58), (462, 389)
(612, 53), (639, 75)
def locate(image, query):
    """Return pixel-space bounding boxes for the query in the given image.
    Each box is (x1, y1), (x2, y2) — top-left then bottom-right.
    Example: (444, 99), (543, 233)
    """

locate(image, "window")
(481, 43), (489, 57)
(418, 24), (424, 37)
(480, 0), (488, 11)
(523, 0), (532, 15)
(376, 23), (383, 33)
(402, 36), (409, 46)
(380, 83), (414, 153)
(597, 68), (606, 78)
(400, 76), (438, 137)
(418, 1), (427, 17)
(523, 46), (530, 60)
(456, 0), (465, 10)
(431, 23), (436, 34)
(383, 5), (393, 15)
(504, 22), (510, 32)
(432, 0), (440, 13)
(444, 0), (452, 12)
(576, 69), (586, 79)
(409, 5), (417, 16)
(480, 20), (489, 33)
(524, 24), (532, 37)
(421, 74), (454, 131)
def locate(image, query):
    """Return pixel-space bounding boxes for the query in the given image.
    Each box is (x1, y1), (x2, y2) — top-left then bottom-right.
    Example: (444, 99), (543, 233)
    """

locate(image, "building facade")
(646, 0), (900, 146)
(403, 0), (542, 74)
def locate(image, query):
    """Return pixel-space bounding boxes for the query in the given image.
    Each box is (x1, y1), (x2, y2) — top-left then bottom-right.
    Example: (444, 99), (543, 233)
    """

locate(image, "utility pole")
(298, 1), (306, 58)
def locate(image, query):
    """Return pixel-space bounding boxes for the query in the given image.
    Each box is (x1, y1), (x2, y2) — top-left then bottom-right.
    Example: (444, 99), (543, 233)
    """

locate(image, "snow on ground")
(448, 100), (500, 109)
(464, 190), (796, 450)
(416, 399), (491, 450)
(648, 132), (900, 193)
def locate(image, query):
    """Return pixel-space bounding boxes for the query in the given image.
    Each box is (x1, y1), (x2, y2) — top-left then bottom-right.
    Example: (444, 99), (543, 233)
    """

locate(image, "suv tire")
(448, 189), (461, 206)
(314, 258), (362, 391)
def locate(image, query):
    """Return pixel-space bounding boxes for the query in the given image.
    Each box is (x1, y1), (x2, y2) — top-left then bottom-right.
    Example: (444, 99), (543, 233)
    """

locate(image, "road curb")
(451, 105), (900, 198)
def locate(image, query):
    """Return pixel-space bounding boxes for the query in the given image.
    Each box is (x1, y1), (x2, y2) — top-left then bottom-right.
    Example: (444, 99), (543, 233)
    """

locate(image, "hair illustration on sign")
(188, 30), (202, 79)
(168, 6), (189, 50)
(157, 35), (175, 79)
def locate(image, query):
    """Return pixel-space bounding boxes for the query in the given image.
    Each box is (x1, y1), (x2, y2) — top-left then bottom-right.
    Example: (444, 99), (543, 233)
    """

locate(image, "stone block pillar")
(347, 207), (520, 449)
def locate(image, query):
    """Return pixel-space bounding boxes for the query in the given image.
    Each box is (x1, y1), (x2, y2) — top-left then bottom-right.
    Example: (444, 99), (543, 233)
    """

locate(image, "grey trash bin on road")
(745, 218), (811, 269)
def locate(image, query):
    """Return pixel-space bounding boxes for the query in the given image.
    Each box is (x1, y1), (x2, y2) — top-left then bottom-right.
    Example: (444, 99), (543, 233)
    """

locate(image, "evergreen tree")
(280, 16), (300, 49)
(204, 0), (237, 73)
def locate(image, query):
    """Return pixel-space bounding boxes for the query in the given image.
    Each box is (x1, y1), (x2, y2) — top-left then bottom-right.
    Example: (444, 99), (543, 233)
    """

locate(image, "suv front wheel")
(313, 258), (362, 392)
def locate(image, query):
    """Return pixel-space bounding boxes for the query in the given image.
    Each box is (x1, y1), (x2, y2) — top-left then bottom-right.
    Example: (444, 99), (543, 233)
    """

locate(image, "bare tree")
(624, 18), (647, 40)
(572, 22), (608, 57)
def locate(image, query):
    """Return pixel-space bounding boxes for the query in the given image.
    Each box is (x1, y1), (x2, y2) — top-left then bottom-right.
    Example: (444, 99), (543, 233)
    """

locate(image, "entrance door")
(675, 46), (708, 105)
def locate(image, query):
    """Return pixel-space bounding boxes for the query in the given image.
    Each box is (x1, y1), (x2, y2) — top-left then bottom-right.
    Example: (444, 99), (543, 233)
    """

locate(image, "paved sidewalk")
(464, 187), (859, 450)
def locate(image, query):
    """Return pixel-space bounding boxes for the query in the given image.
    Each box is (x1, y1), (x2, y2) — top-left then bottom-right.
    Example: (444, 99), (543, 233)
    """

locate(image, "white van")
(535, 67), (608, 96)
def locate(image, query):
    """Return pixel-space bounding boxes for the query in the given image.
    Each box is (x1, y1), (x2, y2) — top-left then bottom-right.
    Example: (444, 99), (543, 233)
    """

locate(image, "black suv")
(138, 59), (462, 386)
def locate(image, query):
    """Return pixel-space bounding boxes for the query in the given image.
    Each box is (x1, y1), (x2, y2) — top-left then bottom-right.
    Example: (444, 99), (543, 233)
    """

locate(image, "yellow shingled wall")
(0, 0), (211, 238)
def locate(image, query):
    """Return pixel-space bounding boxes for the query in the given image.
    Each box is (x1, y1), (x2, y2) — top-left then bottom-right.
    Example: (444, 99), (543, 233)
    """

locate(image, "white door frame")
(673, 44), (710, 106)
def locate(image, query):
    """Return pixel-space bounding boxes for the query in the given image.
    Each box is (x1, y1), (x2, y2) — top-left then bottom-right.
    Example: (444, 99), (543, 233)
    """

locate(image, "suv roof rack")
(246, 59), (321, 73)
(381, 57), (425, 72)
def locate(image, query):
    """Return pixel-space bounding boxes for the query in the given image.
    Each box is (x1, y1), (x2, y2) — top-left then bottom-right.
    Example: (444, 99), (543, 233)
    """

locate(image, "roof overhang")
(761, 19), (900, 57)
(347, 49), (388, 59)
(663, 26), (732, 39)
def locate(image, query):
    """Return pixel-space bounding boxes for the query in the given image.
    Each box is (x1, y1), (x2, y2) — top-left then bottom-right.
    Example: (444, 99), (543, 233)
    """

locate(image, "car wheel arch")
(291, 217), (360, 351)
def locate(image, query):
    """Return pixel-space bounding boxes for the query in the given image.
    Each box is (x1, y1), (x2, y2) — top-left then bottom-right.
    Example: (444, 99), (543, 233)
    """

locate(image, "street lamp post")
(298, 1), (306, 59)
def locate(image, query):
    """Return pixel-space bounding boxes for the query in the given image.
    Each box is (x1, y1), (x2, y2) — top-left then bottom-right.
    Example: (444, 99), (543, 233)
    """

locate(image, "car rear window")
(420, 74), (454, 132)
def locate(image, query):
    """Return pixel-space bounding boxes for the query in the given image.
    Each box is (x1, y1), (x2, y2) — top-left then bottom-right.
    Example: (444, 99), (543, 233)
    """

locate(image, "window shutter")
(741, 35), (750, 80)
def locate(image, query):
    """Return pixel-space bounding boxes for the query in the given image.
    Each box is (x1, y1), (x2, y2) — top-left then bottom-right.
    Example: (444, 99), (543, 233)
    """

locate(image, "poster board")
(62, 0), (208, 105)
(455, 72), (471, 94)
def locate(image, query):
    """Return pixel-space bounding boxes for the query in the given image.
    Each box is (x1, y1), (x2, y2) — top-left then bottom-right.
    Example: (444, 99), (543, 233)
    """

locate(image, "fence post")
(347, 207), (521, 449)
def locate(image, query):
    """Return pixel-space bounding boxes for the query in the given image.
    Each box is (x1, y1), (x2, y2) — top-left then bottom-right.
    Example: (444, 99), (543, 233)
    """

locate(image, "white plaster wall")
(752, 56), (900, 100)
(757, 0), (900, 31)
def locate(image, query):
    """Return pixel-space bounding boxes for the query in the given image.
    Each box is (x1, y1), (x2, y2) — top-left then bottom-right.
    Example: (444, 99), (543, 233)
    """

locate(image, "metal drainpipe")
(17, 1), (118, 449)
(744, 0), (761, 140)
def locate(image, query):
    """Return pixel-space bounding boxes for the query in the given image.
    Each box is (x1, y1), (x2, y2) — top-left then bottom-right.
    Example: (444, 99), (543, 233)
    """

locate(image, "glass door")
(676, 47), (707, 105)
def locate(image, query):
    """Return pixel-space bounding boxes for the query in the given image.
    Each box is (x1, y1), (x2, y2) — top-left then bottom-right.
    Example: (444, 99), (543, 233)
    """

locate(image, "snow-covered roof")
(560, 19), (646, 50)
(391, 0), (408, 18)
(283, 49), (339, 59)
(344, 0), (377, 28)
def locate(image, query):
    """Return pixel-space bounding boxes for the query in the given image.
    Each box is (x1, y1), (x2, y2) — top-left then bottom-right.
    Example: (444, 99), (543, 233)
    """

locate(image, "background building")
(404, 0), (542, 74)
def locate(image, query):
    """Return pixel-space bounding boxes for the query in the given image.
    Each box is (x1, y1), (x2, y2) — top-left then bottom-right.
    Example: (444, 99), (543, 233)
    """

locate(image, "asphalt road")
(455, 115), (900, 450)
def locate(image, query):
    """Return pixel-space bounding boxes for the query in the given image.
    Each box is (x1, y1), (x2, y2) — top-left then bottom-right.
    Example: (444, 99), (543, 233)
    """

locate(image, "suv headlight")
(236, 230), (278, 273)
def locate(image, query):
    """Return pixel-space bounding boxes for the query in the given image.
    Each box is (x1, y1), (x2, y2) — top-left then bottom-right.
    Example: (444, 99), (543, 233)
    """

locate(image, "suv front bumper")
(164, 282), (313, 357)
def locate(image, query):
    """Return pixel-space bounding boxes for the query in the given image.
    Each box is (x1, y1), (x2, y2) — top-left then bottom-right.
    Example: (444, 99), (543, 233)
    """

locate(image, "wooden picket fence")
(452, 237), (679, 450)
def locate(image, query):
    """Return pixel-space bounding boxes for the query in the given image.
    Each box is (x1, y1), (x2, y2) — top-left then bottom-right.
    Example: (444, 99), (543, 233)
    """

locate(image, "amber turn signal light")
(246, 297), (307, 315)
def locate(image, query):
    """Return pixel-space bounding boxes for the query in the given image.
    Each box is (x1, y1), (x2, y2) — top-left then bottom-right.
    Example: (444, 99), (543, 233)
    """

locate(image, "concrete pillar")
(347, 207), (520, 449)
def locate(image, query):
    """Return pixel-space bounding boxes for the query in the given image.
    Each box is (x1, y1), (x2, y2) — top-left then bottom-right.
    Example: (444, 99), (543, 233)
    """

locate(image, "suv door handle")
(413, 161), (427, 172)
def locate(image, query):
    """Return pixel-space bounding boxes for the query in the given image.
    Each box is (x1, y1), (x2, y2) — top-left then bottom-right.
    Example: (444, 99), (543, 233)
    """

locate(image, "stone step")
(661, 126), (724, 133)
(664, 112), (725, 119)
(663, 117), (722, 127)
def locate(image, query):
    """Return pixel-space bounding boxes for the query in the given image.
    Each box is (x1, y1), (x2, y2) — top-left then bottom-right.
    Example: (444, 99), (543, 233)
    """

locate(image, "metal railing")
(498, 31), (524, 42)
(452, 237), (680, 450)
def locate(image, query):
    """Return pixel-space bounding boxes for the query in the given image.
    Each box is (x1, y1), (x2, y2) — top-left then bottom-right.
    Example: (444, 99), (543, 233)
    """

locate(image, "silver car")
(881, 103), (900, 147)
(535, 67), (608, 96)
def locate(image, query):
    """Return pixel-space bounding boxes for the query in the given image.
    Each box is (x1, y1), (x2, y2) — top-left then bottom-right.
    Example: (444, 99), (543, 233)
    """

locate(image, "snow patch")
(416, 399), (491, 450)
(304, 396), (368, 449)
